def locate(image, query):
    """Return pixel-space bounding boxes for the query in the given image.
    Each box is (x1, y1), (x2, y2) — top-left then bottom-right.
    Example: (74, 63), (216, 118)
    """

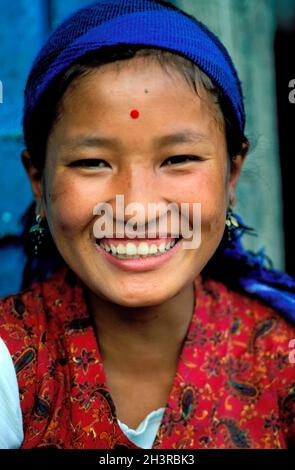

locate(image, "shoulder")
(0, 263), (77, 432)
(201, 277), (295, 447)
(0, 263), (72, 357)
(201, 276), (295, 355)
(230, 282), (295, 338)
(203, 275), (295, 328)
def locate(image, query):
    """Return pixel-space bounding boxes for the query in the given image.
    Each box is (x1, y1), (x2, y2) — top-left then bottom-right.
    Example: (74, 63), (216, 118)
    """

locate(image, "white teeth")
(116, 244), (126, 255)
(138, 242), (150, 255)
(125, 242), (137, 255)
(149, 244), (158, 254)
(101, 242), (111, 252)
(110, 244), (117, 255)
(97, 238), (179, 257)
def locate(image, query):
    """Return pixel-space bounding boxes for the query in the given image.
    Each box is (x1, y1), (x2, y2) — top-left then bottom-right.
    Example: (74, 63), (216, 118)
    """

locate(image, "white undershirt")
(0, 337), (24, 448)
(117, 407), (165, 448)
(0, 336), (164, 449)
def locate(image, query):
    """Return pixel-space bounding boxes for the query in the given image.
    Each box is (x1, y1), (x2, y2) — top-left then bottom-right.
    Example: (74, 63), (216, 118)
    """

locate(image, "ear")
(21, 149), (46, 216)
(228, 141), (249, 206)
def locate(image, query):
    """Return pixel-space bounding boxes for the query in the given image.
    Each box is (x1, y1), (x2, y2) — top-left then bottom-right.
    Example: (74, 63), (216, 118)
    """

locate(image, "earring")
(29, 203), (46, 256)
(225, 206), (256, 243)
(225, 206), (240, 242)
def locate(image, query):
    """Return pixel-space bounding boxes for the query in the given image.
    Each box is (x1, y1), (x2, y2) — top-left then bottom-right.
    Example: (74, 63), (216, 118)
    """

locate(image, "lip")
(94, 237), (182, 272)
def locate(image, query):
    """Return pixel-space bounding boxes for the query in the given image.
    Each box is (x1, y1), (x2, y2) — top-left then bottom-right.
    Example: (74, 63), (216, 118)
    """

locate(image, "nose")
(118, 166), (159, 230)
(93, 163), (181, 239)
(120, 165), (157, 207)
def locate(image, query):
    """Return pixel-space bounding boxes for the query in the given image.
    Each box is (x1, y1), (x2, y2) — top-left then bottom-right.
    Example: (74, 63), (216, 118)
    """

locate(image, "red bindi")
(130, 109), (140, 119)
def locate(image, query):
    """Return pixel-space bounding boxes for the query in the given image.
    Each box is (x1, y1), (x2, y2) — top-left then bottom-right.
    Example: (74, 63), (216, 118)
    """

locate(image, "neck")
(83, 281), (196, 376)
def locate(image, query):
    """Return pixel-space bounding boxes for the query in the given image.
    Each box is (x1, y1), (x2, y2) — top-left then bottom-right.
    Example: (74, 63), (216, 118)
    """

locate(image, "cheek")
(174, 167), (228, 229)
(44, 172), (98, 235)
(185, 164), (227, 205)
(202, 202), (227, 237)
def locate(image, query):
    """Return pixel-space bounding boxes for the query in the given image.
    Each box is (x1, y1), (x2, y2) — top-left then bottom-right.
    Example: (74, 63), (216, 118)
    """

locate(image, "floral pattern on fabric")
(0, 264), (294, 449)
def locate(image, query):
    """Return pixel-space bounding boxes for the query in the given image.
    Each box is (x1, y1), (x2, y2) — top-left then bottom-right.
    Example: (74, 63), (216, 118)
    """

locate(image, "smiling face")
(25, 55), (244, 307)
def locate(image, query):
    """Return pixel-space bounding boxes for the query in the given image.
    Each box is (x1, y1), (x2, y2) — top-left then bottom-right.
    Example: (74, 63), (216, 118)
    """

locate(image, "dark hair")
(19, 44), (248, 289)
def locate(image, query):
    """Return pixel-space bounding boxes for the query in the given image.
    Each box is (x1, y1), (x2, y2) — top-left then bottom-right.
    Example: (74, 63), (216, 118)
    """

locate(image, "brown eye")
(162, 155), (202, 166)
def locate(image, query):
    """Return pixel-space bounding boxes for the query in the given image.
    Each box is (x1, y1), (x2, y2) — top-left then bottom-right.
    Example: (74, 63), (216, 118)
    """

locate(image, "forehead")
(54, 56), (225, 145)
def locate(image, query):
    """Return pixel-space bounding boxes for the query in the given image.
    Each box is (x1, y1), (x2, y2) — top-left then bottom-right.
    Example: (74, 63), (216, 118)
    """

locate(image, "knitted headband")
(23, 0), (245, 134)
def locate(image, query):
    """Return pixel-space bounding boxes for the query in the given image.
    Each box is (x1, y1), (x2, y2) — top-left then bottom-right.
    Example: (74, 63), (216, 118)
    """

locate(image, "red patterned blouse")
(0, 263), (294, 449)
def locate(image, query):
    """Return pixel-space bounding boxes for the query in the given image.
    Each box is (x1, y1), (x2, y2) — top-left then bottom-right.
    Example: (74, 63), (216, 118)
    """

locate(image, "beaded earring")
(29, 202), (46, 256)
(225, 206), (240, 242)
(225, 206), (256, 243)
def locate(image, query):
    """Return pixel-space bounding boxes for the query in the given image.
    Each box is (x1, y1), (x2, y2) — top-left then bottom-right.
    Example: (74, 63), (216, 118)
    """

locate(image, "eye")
(161, 155), (202, 166)
(69, 159), (111, 169)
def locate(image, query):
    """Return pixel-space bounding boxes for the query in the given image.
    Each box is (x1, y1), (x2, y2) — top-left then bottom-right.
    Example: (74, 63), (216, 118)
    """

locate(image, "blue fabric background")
(0, 0), (91, 297)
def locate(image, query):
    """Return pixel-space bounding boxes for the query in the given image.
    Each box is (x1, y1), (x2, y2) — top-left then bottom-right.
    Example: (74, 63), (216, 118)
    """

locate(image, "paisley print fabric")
(0, 264), (294, 449)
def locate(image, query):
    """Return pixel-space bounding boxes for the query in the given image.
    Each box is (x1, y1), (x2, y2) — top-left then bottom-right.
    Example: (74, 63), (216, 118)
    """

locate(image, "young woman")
(0, 0), (294, 449)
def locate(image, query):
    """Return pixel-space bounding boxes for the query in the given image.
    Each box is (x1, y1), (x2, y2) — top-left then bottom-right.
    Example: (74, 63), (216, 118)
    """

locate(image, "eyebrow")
(61, 130), (212, 151)
(155, 131), (211, 147)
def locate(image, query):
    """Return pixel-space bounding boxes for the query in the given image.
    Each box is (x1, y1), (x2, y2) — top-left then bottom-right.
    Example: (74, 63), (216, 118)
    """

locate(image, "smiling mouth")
(95, 236), (182, 259)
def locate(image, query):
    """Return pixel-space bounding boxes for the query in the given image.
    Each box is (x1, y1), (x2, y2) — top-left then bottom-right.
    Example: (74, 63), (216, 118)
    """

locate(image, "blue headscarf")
(22, 0), (295, 323)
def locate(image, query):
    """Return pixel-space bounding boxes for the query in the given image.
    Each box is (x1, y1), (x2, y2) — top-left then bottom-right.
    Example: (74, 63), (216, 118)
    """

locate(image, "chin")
(103, 286), (174, 308)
